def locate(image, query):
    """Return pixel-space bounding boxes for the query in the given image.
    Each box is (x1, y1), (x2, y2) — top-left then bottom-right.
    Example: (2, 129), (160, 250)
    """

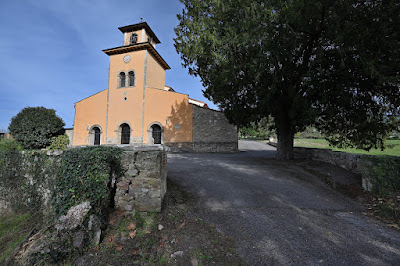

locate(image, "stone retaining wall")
(293, 146), (377, 191)
(192, 105), (238, 144)
(0, 150), (62, 216)
(114, 146), (167, 212)
(165, 105), (238, 153)
(165, 141), (238, 153)
(0, 146), (166, 215)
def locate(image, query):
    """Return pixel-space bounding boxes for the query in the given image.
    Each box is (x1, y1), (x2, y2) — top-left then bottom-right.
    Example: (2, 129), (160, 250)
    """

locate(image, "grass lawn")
(0, 213), (37, 264)
(294, 139), (400, 156)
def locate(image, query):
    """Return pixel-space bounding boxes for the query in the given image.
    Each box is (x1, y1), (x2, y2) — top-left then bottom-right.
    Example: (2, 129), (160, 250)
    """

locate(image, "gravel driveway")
(167, 140), (400, 265)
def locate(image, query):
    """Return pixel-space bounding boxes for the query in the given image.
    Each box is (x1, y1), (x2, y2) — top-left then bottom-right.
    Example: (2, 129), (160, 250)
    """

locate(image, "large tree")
(9, 107), (65, 149)
(174, 0), (400, 159)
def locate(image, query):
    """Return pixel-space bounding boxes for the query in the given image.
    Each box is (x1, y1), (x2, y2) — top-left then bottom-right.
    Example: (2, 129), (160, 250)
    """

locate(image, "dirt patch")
(73, 179), (246, 265)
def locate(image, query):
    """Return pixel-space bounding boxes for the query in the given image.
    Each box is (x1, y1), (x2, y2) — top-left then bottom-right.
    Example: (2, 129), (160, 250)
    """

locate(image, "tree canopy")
(8, 107), (65, 149)
(174, 0), (400, 159)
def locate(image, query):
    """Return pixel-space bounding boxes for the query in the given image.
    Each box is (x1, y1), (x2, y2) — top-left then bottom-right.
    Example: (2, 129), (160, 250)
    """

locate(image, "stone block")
(117, 181), (130, 192)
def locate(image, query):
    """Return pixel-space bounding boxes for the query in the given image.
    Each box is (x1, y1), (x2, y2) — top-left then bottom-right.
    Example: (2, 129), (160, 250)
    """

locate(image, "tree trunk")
(276, 123), (294, 160)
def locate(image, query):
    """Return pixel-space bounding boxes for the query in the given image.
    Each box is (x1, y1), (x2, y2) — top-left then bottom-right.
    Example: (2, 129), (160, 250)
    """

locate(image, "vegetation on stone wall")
(8, 107), (65, 149)
(0, 150), (59, 213)
(362, 156), (400, 196)
(47, 134), (69, 150)
(0, 146), (124, 220)
(0, 147), (125, 264)
(0, 139), (22, 151)
(54, 146), (123, 218)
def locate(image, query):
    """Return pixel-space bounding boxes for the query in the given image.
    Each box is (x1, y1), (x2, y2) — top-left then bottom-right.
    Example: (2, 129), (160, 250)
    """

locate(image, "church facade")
(71, 22), (237, 152)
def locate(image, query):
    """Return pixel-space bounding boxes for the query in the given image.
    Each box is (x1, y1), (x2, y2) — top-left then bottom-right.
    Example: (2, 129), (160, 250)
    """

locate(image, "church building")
(71, 22), (237, 152)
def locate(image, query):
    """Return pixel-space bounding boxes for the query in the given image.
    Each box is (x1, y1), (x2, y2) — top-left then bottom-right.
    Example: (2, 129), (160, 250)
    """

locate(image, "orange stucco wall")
(73, 89), (108, 145)
(144, 88), (193, 144)
(146, 53), (165, 90)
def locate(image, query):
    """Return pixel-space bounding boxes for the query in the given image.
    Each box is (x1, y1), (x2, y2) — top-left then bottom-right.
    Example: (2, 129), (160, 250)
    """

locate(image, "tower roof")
(118, 22), (161, 44)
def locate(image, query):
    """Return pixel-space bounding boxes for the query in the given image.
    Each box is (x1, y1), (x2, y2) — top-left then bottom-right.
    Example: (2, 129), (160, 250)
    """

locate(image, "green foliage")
(294, 127), (324, 139)
(239, 116), (275, 139)
(0, 138), (22, 151)
(175, 0), (400, 159)
(362, 156), (400, 196)
(47, 134), (69, 150)
(8, 107), (65, 149)
(54, 146), (123, 217)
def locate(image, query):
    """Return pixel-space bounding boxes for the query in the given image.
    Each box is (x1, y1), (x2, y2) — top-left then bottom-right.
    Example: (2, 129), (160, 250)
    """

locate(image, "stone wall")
(0, 146), (166, 215)
(190, 105), (238, 151)
(165, 141), (238, 153)
(114, 146), (167, 212)
(0, 150), (62, 216)
(293, 147), (380, 191)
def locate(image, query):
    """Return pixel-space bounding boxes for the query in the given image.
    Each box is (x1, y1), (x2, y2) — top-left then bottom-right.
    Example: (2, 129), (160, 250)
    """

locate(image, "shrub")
(8, 107), (65, 149)
(47, 134), (69, 150)
(294, 127), (324, 139)
(0, 139), (22, 151)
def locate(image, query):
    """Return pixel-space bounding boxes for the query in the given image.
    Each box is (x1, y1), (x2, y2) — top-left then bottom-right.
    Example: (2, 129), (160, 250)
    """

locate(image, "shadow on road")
(167, 140), (400, 265)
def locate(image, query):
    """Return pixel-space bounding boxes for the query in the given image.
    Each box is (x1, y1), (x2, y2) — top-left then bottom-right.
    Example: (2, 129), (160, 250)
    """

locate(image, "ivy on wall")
(0, 147), (124, 220)
(53, 146), (123, 218)
(362, 156), (400, 196)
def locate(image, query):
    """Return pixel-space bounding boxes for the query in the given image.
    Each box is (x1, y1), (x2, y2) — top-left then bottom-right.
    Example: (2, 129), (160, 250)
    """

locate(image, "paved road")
(167, 140), (400, 265)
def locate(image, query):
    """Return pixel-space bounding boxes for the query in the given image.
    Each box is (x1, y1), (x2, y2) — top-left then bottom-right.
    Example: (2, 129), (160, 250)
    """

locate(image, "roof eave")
(102, 42), (171, 70)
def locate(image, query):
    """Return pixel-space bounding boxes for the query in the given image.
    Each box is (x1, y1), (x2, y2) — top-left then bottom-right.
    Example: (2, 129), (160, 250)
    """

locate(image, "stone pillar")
(115, 146), (166, 213)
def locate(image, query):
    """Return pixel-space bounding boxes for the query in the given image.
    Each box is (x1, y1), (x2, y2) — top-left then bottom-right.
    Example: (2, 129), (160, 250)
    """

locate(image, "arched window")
(151, 124), (162, 144)
(89, 126), (101, 145)
(119, 72), (126, 87)
(131, 33), (138, 45)
(93, 127), (101, 145)
(120, 123), (130, 144)
(128, 71), (135, 86)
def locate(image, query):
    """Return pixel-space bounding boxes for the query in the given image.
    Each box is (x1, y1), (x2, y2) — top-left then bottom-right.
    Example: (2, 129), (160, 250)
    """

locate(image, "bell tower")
(101, 22), (171, 144)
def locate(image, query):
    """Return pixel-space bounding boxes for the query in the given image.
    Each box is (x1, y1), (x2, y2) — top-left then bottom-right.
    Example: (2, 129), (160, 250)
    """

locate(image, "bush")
(47, 134), (69, 150)
(294, 127), (324, 139)
(8, 107), (65, 150)
(0, 139), (22, 151)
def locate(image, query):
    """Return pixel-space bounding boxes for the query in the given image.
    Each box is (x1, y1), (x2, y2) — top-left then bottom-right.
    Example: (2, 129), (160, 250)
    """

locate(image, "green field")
(294, 139), (400, 156)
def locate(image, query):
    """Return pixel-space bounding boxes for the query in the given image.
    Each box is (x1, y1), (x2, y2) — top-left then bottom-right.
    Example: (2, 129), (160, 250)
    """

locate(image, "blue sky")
(0, 0), (215, 130)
